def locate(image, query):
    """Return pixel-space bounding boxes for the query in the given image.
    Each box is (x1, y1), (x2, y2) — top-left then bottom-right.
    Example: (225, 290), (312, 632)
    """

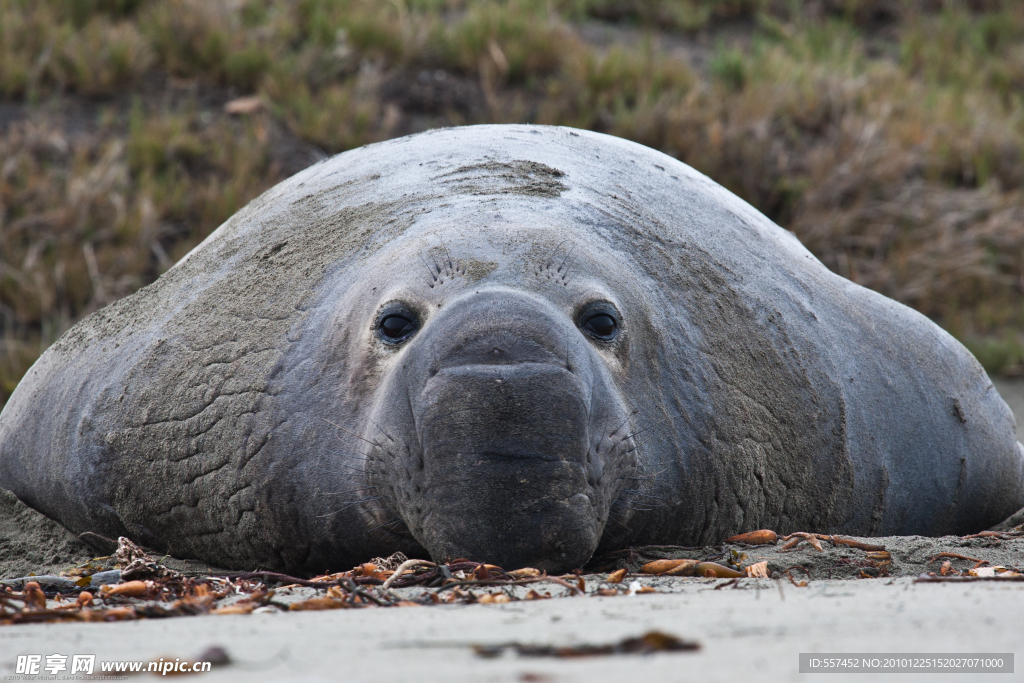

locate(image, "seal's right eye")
(583, 314), (617, 340)
(379, 314), (417, 342)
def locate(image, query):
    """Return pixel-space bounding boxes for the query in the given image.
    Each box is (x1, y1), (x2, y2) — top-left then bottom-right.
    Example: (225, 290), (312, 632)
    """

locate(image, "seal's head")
(339, 223), (638, 565)
(325, 212), (647, 571)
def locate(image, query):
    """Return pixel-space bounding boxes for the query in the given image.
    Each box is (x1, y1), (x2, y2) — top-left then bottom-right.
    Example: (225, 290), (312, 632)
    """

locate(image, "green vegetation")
(2, 0), (1024, 407)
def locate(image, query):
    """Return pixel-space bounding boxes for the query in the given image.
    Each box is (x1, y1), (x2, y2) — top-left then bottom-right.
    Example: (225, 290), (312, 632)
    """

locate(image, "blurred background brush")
(2, 0), (1024, 411)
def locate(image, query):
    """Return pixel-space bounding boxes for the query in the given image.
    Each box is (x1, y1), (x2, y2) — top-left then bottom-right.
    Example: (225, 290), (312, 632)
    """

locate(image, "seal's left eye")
(379, 314), (417, 341)
(583, 314), (617, 339)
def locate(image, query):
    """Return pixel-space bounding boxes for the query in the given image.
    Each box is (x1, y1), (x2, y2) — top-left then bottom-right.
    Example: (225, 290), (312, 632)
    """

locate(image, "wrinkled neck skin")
(296, 214), (661, 572)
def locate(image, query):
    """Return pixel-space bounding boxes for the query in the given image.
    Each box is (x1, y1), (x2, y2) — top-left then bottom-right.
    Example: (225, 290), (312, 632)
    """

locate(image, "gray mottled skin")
(0, 126), (1021, 574)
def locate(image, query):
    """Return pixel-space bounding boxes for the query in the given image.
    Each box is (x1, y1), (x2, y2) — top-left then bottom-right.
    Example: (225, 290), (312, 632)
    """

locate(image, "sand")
(0, 489), (93, 578)
(0, 575), (1020, 682)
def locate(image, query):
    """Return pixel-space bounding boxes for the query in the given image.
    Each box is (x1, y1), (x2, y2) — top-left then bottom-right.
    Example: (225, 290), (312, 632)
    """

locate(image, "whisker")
(367, 417), (396, 443)
(612, 466), (667, 488)
(321, 417), (400, 459)
(420, 253), (439, 282)
(366, 517), (403, 534)
(605, 513), (633, 532)
(550, 239), (567, 262)
(429, 249), (443, 278)
(324, 486), (380, 496)
(608, 410), (639, 438)
(435, 234), (455, 274)
(556, 244), (577, 274)
(561, 254), (578, 283)
(621, 488), (659, 499)
(547, 239), (568, 264)
(321, 452), (373, 462)
(307, 462), (368, 476)
(622, 416), (670, 442)
(616, 442), (643, 457)
(317, 497), (385, 518)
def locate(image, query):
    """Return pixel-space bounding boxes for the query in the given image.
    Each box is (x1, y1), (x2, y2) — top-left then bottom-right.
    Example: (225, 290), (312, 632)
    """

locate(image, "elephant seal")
(1, 125), (1022, 574)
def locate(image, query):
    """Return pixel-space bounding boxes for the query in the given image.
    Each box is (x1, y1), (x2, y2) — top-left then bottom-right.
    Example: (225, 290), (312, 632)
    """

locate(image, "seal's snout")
(415, 354), (599, 567)
(415, 360), (599, 569)
(369, 289), (610, 571)
(420, 363), (589, 464)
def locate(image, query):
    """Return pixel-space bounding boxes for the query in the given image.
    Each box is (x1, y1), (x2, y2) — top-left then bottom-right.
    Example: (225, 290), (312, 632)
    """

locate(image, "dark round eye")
(583, 314), (617, 339)
(379, 314), (417, 342)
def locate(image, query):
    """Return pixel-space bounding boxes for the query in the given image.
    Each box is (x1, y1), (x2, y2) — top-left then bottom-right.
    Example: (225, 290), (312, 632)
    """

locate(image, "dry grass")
(0, 98), (300, 401)
(2, 0), (1024, 407)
